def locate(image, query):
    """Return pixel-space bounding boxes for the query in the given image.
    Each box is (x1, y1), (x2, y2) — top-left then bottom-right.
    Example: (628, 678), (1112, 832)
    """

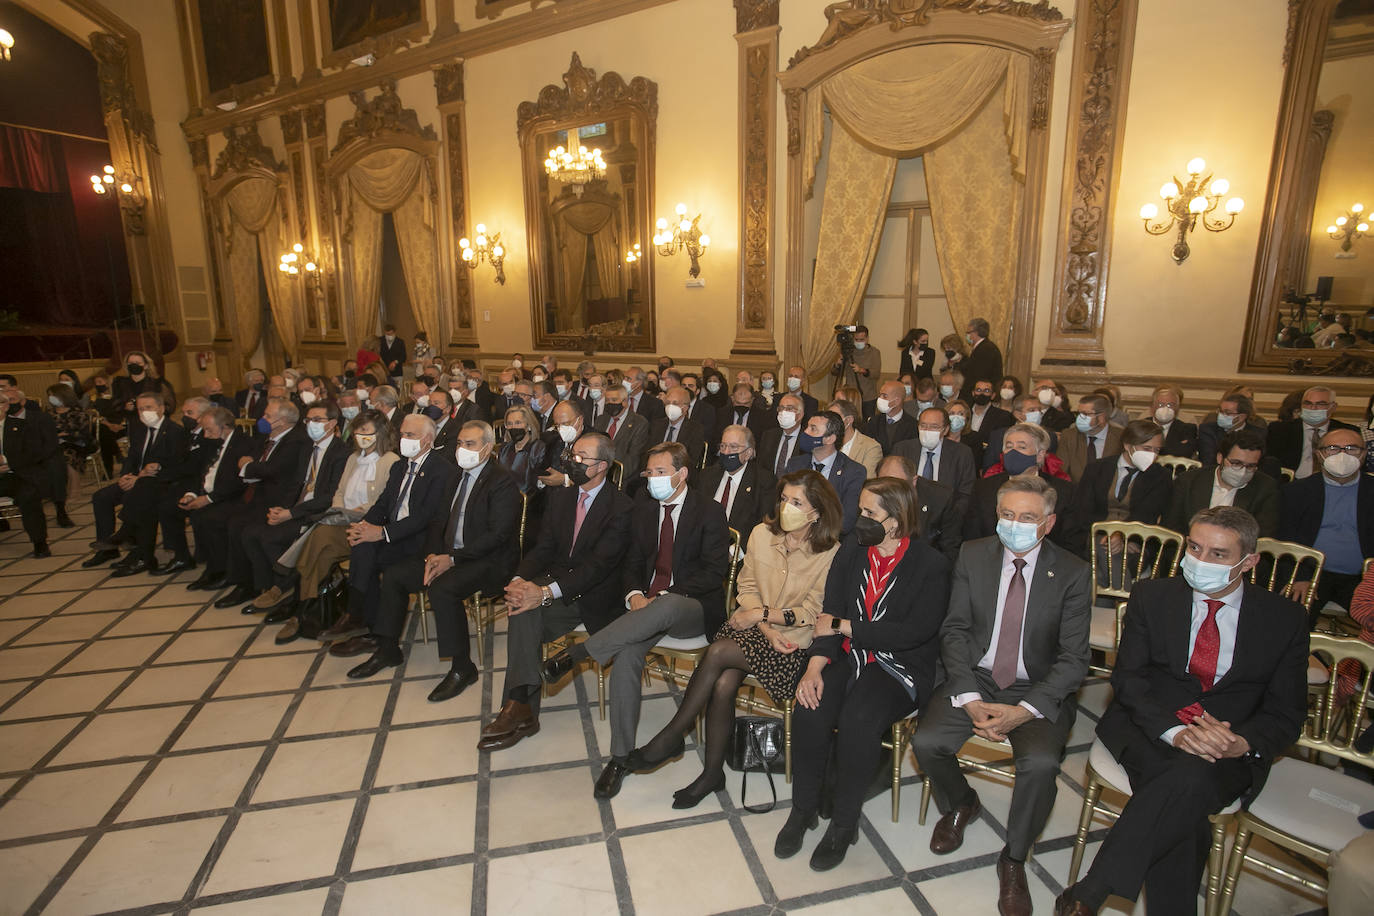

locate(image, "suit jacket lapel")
(673, 491), (698, 569)
(975, 538), (1003, 645)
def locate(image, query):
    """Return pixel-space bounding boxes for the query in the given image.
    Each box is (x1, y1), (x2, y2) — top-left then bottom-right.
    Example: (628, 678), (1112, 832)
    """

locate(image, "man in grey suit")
(785, 410), (866, 534)
(912, 475), (1092, 916)
(894, 406), (976, 522)
(594, 383), (650, 489)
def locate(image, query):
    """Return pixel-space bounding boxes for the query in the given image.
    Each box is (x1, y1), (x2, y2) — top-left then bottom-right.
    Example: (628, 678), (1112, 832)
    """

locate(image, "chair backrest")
(1115, 600), (1128, 648)
(1089, 521), (1185, 601)
(1157, 456), (1201, 480)
(235, 417), (256, 433)
(1364, 557), (1373, 578)
(725, 527), (743, 610)
(609, 460), (624, 489)
(1280, 467), (1295, 482)
(517, 491), (530, 559)
(1248, 537), (1324, 612)
(1302, 633), (1374, 766)
(699, 447), (710, 471)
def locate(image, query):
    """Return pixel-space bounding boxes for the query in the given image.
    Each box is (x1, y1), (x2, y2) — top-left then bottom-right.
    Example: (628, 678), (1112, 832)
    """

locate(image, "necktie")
(261, 438), (276, 462)
(298, 445), (321, 504)
(1088, 435), (1099, 459)
(991, 558), (1028, 689)
(571, 489), (591, 550)
(141, 425), (157, 466)
(667, 425), (677, 443)
(719, 474), (733, 510)
(607, 414), (621, 440)
(922, 450), (935, 480)
(1117, 467), (1138, 500)
(444, 470), (471, 548)
(775, 433), (792, 476)
(393, 460), (418, 521)
(813, 461), (824, 472)
(648, 503), (677, 595)
(736, 410), (746, 425)
(242, 438), (276, 502)
(1189, 599), (1224, 691)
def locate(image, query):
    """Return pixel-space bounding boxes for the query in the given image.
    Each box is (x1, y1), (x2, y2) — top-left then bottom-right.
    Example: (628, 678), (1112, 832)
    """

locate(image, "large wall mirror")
(1242, 0), (1374, 375)
(518, 54), (657, 352)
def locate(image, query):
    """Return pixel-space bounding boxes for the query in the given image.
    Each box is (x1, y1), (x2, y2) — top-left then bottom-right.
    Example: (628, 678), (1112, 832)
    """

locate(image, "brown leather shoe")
(476, 699), (539, 750)
(274, 618), (300, 645)
(929, 792), (981, 854)
(996, 852), (1031, 916)
(329, 634), (378, 657)
(319, 613), (367, 643)
(1054, 888), (1095, 915)
(252, 585), (283, 609)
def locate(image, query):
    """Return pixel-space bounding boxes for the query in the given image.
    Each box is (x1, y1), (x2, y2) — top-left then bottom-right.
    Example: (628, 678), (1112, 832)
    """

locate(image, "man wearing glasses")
(1279, 428), (1373, 626)
(1267, 385), (1359, 478)
(1165, 429), (1280, 537)
(1057, 394), (1123, 482)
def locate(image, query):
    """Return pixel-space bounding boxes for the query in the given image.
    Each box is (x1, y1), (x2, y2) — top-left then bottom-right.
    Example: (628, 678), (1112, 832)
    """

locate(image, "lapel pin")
(1047, 570), (1055, 578)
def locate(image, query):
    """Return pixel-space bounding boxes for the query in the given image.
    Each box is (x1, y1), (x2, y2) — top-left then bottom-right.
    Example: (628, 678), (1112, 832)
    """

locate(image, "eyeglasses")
(1222, 459), (1260, 471)
(1317, 444), (1366, 456)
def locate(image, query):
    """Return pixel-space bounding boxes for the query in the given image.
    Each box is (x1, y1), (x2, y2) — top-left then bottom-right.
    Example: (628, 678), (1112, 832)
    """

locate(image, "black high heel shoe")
(626, 735), (685, 773)
(671, 772), (725, 810)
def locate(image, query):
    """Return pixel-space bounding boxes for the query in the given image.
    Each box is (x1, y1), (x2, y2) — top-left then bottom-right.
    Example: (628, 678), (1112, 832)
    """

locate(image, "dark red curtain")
(0, 125), (64, 191)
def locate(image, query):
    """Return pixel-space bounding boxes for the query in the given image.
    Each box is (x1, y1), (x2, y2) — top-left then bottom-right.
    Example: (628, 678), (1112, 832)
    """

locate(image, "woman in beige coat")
(629, 469), (843, 809)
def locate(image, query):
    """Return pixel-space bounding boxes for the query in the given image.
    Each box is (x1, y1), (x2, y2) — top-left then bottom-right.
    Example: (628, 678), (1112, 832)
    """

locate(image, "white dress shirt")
(713, 464), (746, 517)
(625, 486), (688, 605)
(450, 458), (488, 549)
(197, 430), (234, 500)
(952, 542), (1045, 718)
(1209, 468), (1240, 508)
(1159, 586), (1243, 744)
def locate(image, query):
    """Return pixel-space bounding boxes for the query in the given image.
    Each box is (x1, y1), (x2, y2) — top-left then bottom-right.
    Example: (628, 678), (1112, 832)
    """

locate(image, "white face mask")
(466, 378), (479, 391)
(939, 385), (954, 399)
(1024, 409), (1043, 426)
(875, 398), (892, 415)
(414, 395), (429, 408)
(556, 385), (569, 399)
(706, 381), (721, 394)
(1128, 448), (1157, 472)
(140, 409), (161, 426)
(665, 404), (684, 423)
(1000, 388), (1016, 401)
(299, 390), (317, 405)
(354, 433), (376, 450)
(777, 409), (798, 429)
(1037, 389), (1054, 406)
(399, 438), (422, 458)
(456, 446), (483, 469)
(918, 429), (942, 450)
(903, 385), (913, 398)
(306, 420), (329, 442)
(1219, 464), (1254, 488)
(558, 424), (579, 444)
(511, 359), (523, 369)
(1323, 452), (1362, 479)
(356, 389), (369, 401)
(1153, 406), (1176, 425)
(341, 406), (359, 421)
(501, 383), (516, 396)
(854, 341), (866, 350)
(761, 378), (775, 390)
(48, 396), (63, 408)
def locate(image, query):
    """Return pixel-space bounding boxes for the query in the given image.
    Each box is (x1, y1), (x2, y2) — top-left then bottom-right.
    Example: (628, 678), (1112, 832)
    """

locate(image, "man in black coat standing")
(378, 325), (407, 387)
(958, 317), (1004, 402)
(0, 388), (59, 557)
(1057, 507), (1307, 916)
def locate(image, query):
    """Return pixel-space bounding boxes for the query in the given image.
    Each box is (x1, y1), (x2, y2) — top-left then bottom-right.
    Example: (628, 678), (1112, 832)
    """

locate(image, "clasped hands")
(504, 576), (545, 616)
(1173, 711), (1250, 763)
(962, 699), (1033, 742)
(345, 521), (384, 546)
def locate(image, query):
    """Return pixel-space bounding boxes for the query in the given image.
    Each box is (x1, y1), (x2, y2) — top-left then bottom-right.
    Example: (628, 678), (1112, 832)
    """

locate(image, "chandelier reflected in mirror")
(544, 142), (605, 192)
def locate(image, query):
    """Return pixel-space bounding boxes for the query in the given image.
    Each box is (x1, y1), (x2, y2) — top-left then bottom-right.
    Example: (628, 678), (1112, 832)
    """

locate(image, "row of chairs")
(1152, 455), (1296, 484)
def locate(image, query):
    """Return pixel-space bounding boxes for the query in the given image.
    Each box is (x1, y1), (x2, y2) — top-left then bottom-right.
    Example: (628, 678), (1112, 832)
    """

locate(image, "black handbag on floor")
(726, 715), (785, 814)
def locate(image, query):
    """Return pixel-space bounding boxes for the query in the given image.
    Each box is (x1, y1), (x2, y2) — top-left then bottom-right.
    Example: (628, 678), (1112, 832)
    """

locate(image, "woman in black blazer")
(1068, 419), (1173, 560)
(776, 477), (952, 871)
(898, 327), (937, 380)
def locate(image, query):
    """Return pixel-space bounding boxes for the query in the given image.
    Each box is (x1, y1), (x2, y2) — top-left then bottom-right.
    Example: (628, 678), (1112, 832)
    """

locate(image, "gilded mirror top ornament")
(332, 79), (437, 154)
(90, 31), (155, 143)
(516, 53), (657, 135)
(212, 122), (283, 179)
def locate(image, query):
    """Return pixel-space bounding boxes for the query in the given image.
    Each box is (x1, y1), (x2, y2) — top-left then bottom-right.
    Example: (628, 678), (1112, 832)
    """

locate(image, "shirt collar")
(662, 485), (688, 508)
(1323, 472), (1360, 489)
(1002, 540), (1044, 569)
(463, 457), (489, 479)
(1192, 584), (1243, 613)
(812, 450), (837, 473)
(579, 478), (607, 502)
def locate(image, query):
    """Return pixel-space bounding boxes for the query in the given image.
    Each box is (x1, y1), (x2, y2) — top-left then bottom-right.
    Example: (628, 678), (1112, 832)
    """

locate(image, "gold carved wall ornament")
(434, 62), (464, 106)
(90, 32), (155, 145)
(735, 0), (780, 33)
(331, 79), (439, 155)
(741, 44), (773, 331)
(515, 52), (658, 136)
(211, 123), (283, 180)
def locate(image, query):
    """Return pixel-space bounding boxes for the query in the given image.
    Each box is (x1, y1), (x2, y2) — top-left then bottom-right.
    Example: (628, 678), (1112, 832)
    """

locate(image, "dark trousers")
(158, 491), (194, 562)
(119, 478), (168, 564)
(188, 500), (241, 575)
(372, 557), (504, 666)
(1313, 571), (1363, 629)
(92, 481), (126, 541)
(224, 503), (268, 587)
(791, 661), (918, 829)
(97, 422), (123, 477)
(1077, 729), (1253, 913)
(502, 600), (582, 715)
(0, 473), (46, 546)
(912, 671), (1076, 860)
(347, 539), (410, 624)
(241, 518), (304, 592)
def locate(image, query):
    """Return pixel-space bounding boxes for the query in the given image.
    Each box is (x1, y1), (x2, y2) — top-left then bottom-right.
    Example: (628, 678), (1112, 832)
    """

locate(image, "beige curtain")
(225, 221), (262, 354)
(390, 172), (441, 345)
(554, 197), (617, 331)
(224, 177), (301, 358)
(926, 91), (1024, 361)
(591, 225), (620, 304)
(342, 199), (383, 351)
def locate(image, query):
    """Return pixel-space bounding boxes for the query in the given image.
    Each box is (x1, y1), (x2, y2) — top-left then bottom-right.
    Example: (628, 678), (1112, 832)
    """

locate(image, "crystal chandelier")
(544, 143), (605, 189)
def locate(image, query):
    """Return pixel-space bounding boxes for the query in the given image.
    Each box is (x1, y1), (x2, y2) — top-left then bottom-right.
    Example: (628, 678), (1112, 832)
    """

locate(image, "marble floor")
(0, 502), (1330, 915)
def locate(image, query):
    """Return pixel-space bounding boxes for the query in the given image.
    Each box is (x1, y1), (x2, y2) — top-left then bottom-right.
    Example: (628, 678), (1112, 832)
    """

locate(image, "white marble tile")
(174, 694), (293, 750)
(351, 782), (477, 870)
(620, 820), (765, 915)
(0, 671), (128, 721)
(0, 717), (83, 772)
(485, 843), (617, 915)
(0, 762), (143, 841)
(339, 863), (472, 916)
(190, 888), (331, 915)
(487, 767), (604, 849)
(57, 634), (172, 674)
(0, 837), (85, 916)
(374, 722), (479, 786)
(285, 684), (389, 737)
(111, 660), (227, 708)
(202, 799), (354, 895)
(51, 705), (191, 765)
(251, 733), (373, 803)
(119, 746), (265, 822)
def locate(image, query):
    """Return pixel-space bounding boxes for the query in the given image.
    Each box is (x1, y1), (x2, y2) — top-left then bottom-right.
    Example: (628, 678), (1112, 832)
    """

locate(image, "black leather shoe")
(347, 648), (403, 679)
(627, 735), (685, 773)
(32, 543), (52, 559)
(671, 772), (725, 810)
(263, 602), (297, 624)
(428, 665), (479, 702)
(82, 549), (120, 568)
(55, 509), (75, 528)
(111, 558), (155, 577)
(774, 807), (819, 859)
(185, 572), (222, 591)
(808, 823), (859, 872)
(594, 759), (632, 799)
(152, 558), (195, 577)
(214, 586), (254, 609)
(539, 649), (577, 685)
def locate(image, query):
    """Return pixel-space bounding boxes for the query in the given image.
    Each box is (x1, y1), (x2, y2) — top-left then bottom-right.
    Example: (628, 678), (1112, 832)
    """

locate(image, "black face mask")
(854, 515), (888, 547)
(127, 363), (144, 377)
(7, 402), (23, 416)
(943, 349), (955, 360)
(94, 384), (108, 394)
(566, 460), (592, 485)
(644, 382), (660, 396)
(182, 415), (197, 431)
(718, 452), (743, 473)
(603, 401), (624, 417)
(972, 394), (991, 406)
(506, 427), (527, 443)
(344, 369), (356, 378)
(253, 382), (266, 392)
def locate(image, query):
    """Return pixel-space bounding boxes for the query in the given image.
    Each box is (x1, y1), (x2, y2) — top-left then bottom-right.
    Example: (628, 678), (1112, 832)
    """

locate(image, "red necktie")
(1189, 599), (1224, 691)
(991, 558), (1027, 689)
(719, 474), (733, 510)
(648, 503), (676, 595)
(607, 414), (620, 440)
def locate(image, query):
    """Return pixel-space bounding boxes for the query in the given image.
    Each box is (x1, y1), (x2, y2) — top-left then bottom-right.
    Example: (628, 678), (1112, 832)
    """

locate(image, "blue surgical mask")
(1180, 553), (1242, 595)
(939, 385), (954, 398)
(996, 518), (1041, 553)
(1002, 450), (1038, 475)
(306, 421), (329, 442)
(1301, 407), (1329, 426)
(797, 431), (824, 453)
(1075, 413), (1093, 433)
(1023, 410), (1043, 426)
(647, 474), (677, 501)
(255, 416), (271, 434)
(917, 400), (934, 412)
(341, 406), (359, 421)
(1216, 413), (1236, 430)
(948, 415), (966, 433)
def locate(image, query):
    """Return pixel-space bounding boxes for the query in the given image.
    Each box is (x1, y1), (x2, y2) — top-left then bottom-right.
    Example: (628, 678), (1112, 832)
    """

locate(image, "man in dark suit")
(1266, 385), (1358, 478)
(551, 369), (592, 426)
(480, 431), (633, 751)
(894, 406), (976, 519)
(759, 392), (807, 480)
(964, 423), (1078, 552)
(696, 425), (776, 546)
(320, 413), (459, 653)
(1197, 393), (1260, 467)
(378, 325), (406, 386)
(1278, 427), (1373, 622)
(1165, 428), (1280, 537)
(84, 391), (186, 573)
(347, 420), (522, 700)
(463, 368), (495, 420)
(430, 389), (461, 458)
(494, 369), (524, 418)
(625, 367), (665, 423)
(1056, 507), (1308, 916)
(1067, 420), (1174, 558)
(647, 388), (705, 473)
(238, 402), (349, 619)
(965, 378), (1015, 468)
(234, 368), (268, 420)
(1030, 379), (1073, 433)
(865, 380), (918, 455)
(203, 379), (236, 414)
(682, 373), (719, 452)
(778, 366), (820, 419)
(958, 317), (1004, 402)
(785, 411), (866, 534)
(212, 399), (311, 608)
(723, 382), (768, 446)
(878, 453), (962, 562)
(542, 442), (730, 797)
(176, 408), (259, 588)
(1146, 385), (1198, 459)
(594, 384), (650, 488)
(913, 475), (1091, 916)
(0, 388), (59, 557)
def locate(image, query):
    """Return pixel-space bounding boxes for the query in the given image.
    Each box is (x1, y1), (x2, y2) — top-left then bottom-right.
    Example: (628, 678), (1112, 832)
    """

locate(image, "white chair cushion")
(1088, 737), (1241, 814)
(1245, 757), (1374, 853)
(656, 634), (709, 652)
(1307, 656), (1331, 686)
(573, 623), (588, 634)
(1089, 605), (1117, 651)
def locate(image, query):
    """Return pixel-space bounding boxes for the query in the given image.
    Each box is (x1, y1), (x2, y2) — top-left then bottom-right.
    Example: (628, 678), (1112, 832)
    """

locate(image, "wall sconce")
(625, 243), (643, 265)
(278, 243), (320, 288)
(460, 223), (506, 285)
(1138, 158), (1243, 264)
(0, 28), (14, 61)
(1327, 203), (1368, 254)
(652, 203), (710, 278)
(544, 143), (605, 193)
(89, 164), (147, 235)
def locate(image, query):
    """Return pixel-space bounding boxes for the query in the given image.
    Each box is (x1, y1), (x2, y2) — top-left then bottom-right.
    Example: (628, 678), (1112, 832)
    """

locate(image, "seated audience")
(913, 475), (1091, 916)
(780, 365), (819, 418)
(44, 382), (87, 527)
(965, 378), (1015, 468)
(877, 454), (962, 561)
(1197, 392), (1260, 467)
(1058, 394), (1123, 482)
(982, 395), (1065, 472)
(865, 380), (918, 455)
(629, 470), (842, 808)
(1093, 385), (1129, 429)
(723, 382), (769, 445)
(781, 477), (952, 870)
(1030, 378), (1073, 432)
(996, 375), (1024, 415)
(498, 404), (550, 495)
(785, 410), (865, 534)
(1067, 419), (1173, 559)
(1165, 429), (1279, 537)
(594, 383), (649, 488)
(828, 398), (882, 476)
(757, 368), (778, 407)
(965, 423), (1078, 551)
(0, 388), (59, 557)
(625, 367), (665, 422)
(174, 408), (257, 588)
(236, 368), (269, 419)
(695, 425), (775, 544)
(760, 392), (806, 478)
(1146, 385), (1198, 459)
(893, 406), (976, 517)
(1057, 507), (1307, 916)
(1267, 385), (1358, 478)
(648, 387), (705, 472)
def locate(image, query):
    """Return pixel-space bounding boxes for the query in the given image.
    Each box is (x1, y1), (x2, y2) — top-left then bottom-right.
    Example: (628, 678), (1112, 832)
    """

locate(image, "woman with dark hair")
(629, 469), (844, 808)
(778, 477), (953, 869)
(898, 327), (936, 380)
(997, 375), (1024, 414)
(56, 369), (89, 408)
(43, 382), (85, 526)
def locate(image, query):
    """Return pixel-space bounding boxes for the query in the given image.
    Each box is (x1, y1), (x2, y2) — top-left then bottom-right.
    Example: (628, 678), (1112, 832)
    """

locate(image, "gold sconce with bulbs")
(1138, 158), (1243, 264)
(278, 243), (320, 289)
(1327, 203), (1368, 254)
(544, 142), (605, 194)
(89, 163), (147, 234)
(652, 203), (710, 278)
(460, 223), (506, 285)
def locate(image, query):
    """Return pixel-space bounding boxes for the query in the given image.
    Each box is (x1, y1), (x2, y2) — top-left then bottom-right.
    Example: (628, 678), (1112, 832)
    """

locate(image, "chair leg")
(1217, 822), (1253, 915)
(890, 723), (905, 823)
(541, 642), (551, 698)
(784, 700), (793, 785)
(418, 592), (430, 644)
(1204, 816), (1229, 916)
(1068, 776), (1103, 885)
(919, 775), (932, 826)
(597, 664), (605, 720)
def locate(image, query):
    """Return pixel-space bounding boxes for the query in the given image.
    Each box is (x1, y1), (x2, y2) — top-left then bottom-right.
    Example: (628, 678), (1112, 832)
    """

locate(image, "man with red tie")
(540, 442), (730, 798)
(1056, 506), (1308, 915)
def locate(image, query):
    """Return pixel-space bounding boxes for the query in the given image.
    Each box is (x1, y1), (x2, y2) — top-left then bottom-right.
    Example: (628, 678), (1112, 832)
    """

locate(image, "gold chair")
(541, 623), (605, 716)
(1088, 521), (1184, 673)
(609, 460), (624, 490)
(918, 735), (1017, 826)
(86, 410), (110, 485)
(881, 717), (918, 822)
(410, 590), (433, 644)
(235, 417), (257, 434)
(1217, 633), (1374, 914)
(1280, 467), (1295, 483)
(1248, 537), (1324, 616)
(1157, 455), (1202, 479)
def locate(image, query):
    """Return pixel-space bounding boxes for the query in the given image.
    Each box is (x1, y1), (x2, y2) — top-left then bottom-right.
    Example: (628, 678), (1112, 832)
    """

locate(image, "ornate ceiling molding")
(211, 122), (284, 179)
(516, 52), (658, 137)
(331, 80), (438, 155)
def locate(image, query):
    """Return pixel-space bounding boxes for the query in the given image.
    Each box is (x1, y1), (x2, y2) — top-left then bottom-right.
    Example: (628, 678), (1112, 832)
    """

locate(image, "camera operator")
(832, 324), (881, 419)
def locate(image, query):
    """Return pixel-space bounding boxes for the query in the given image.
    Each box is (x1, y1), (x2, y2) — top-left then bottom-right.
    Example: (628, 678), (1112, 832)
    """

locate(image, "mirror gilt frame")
(517, 53), (659, 353)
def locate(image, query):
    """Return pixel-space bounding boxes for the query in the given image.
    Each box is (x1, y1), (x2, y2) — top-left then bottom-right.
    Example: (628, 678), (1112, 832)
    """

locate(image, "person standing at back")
(378, 325), (407, 388)
(958, 318), (1003, 402)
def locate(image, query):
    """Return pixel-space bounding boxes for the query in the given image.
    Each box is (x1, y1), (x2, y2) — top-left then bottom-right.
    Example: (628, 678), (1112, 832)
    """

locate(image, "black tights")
(642, 638), (751, 794)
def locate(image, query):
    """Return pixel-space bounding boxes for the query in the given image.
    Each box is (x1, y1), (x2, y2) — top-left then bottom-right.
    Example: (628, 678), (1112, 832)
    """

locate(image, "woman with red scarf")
(777, 477), (952, 871)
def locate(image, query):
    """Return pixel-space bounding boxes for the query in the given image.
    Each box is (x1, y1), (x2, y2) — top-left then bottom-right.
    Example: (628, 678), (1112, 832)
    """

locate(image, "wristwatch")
(540, 585), (554, 607)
